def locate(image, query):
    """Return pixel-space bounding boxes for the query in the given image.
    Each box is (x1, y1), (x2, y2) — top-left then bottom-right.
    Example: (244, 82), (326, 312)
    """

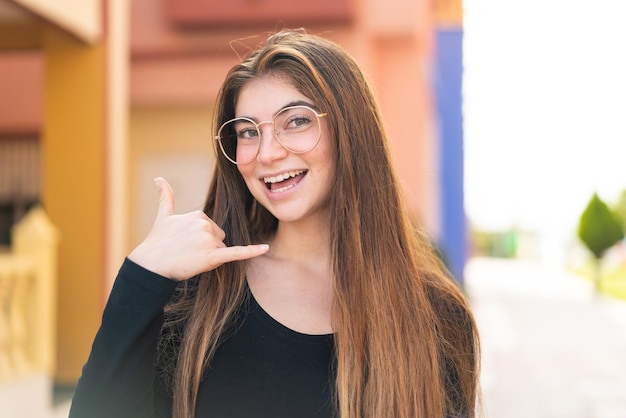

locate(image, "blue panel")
(435, 28), (466, 285)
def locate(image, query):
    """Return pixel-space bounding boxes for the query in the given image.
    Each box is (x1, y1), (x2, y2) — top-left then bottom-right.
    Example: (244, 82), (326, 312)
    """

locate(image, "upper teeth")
(264, 170), (305, 184)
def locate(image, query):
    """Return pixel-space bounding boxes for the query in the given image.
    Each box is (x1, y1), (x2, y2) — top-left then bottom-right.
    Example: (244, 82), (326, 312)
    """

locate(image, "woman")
(70, 29), (480, 418)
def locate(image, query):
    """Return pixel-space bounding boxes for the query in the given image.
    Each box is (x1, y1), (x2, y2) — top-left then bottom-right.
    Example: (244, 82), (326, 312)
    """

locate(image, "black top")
(69, 259), (336, 418)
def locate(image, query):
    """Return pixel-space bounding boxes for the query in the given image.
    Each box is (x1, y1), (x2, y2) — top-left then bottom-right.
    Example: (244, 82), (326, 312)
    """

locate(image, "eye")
(237, 127), (259, 140)
(231, 120), (259, 141)
(284, 115), (313, 131)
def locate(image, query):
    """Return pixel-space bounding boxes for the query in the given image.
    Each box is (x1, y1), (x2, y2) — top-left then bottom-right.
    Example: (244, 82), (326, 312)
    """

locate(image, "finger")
(211, 244), (269, 266)
(154, 177), (175, 220)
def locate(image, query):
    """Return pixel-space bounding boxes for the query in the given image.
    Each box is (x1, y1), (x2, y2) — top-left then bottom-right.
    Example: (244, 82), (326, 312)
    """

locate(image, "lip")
(261, 169), (307, 183)
(258, 169), (308, 199)
(258, 169), (307, 183)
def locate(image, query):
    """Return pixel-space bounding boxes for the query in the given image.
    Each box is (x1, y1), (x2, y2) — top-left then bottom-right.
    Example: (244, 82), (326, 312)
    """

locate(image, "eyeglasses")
(215, 105), (328, 165)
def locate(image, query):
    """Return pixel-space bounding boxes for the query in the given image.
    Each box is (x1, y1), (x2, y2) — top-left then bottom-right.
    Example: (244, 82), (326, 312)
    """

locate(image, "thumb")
(154, 177), (175, 219)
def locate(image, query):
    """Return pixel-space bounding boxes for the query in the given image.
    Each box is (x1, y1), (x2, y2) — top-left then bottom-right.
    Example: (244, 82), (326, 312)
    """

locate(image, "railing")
(0, 205), (59, 382)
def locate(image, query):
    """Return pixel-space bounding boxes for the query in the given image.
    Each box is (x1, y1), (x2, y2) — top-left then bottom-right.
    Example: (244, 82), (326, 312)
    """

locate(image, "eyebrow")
(237, 100), (317, 121)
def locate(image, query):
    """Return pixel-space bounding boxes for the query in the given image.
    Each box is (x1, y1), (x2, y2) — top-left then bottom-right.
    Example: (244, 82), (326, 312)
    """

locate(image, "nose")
(256, 121), (288, 164)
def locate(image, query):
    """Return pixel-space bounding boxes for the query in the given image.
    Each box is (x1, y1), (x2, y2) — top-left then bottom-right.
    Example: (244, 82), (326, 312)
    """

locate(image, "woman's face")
(234, 75), (335, 225)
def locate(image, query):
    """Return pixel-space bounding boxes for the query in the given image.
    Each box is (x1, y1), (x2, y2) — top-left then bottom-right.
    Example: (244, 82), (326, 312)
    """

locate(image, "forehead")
(235, 75), (312, 117)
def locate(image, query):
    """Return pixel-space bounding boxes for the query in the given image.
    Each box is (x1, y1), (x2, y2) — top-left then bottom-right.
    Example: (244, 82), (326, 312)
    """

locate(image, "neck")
(269, 216), (331, 267)
(246, 214), (334, 334)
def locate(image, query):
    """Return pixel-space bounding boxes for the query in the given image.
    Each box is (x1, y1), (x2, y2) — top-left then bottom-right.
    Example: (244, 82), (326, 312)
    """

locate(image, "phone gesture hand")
(128, 177), (268, 281)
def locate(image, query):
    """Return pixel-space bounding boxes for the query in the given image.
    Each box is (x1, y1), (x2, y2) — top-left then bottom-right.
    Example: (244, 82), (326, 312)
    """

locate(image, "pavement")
(465, 257), (626, 418)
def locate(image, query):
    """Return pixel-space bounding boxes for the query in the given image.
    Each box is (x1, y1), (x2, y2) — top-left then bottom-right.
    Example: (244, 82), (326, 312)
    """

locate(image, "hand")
(128, 177), (269, 281)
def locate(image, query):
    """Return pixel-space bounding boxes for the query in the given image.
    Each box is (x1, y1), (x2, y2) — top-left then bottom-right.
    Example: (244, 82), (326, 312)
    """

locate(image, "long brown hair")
(162, 29), (480, 418)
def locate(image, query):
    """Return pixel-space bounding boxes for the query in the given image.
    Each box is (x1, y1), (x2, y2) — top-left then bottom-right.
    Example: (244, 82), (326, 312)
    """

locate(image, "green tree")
(578, 193), (624, 292)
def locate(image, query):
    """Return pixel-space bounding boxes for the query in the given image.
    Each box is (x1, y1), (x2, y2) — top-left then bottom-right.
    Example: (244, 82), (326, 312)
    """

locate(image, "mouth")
(263, 169), (307, 192)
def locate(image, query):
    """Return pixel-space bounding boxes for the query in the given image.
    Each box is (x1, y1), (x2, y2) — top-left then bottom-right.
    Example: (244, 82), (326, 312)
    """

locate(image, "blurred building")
(0, 0), (463, 392)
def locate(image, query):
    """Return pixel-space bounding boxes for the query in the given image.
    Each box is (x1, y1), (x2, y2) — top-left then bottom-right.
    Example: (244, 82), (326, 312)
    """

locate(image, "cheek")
(316, 139), (335, 176)
(314, 130), (334, 160)
(236, 163), (252, 179)
(313, 151), (336, 195)
(237, 165), (257, 190)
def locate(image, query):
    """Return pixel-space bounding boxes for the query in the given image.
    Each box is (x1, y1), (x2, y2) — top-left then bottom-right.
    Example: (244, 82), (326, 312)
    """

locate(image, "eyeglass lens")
(217, 106), (322, 164)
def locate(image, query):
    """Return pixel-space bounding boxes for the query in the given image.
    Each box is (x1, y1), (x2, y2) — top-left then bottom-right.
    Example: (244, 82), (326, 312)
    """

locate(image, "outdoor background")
(465, 0), (626, 267)
(0, 0), (625, 417)
(464, 1), (626, 416)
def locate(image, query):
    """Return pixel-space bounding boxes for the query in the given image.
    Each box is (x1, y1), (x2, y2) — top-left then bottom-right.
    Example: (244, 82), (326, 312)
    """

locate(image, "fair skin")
(237, 75), (335, 335)
(127, 177), (269, 281)
(128, 74), (334, 335)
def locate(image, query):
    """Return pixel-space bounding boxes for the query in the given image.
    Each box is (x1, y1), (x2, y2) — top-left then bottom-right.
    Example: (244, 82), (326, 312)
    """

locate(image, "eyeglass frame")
(215, 105), (328, 165)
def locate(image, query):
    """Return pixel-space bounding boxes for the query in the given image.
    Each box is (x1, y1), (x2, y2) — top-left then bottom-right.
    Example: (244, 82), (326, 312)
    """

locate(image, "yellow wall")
(128, 105), (215, 249)
(42, 25), (105, 383)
